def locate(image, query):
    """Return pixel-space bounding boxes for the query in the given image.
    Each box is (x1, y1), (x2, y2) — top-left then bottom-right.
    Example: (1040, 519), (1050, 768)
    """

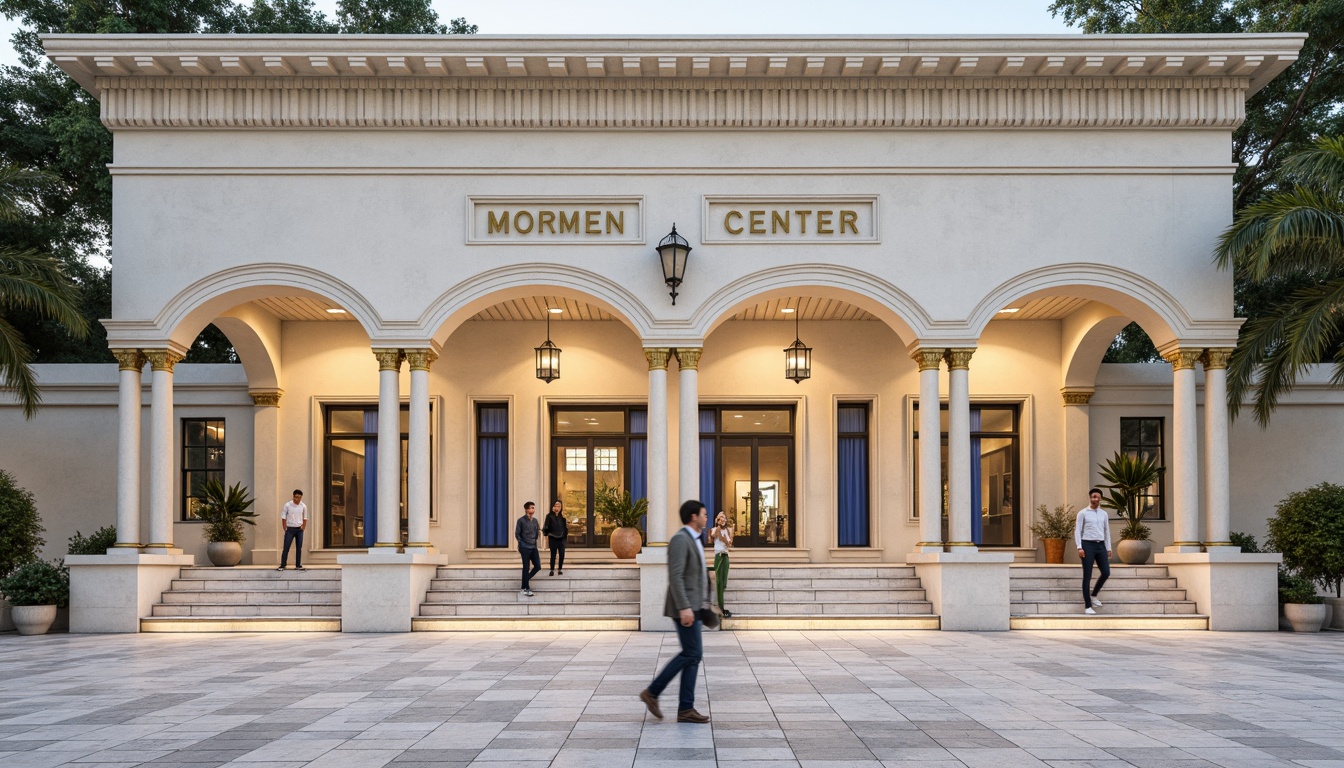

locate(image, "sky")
(1, 1), (1076, 68)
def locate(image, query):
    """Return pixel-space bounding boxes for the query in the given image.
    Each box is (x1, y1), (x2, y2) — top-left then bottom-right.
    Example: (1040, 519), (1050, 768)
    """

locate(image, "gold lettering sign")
(702, 197), (878, 244)
(469, 197), (643, 244)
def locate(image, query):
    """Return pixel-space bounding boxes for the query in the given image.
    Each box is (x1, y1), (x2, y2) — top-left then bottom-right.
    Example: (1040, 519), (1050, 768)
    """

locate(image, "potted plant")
(1278, 567), (1327, 632)
(1266, 482), (1344, 631)
(196, 480), (258, 567)
(1028, 503), (1075, 564)
(0, 561), (69, 635)
(594, 482), (647, 559)
(1097, 451), (1162, 565)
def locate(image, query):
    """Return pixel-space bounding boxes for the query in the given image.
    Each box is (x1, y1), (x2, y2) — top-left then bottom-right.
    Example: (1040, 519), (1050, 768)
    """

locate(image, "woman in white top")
(1074, 487), (1113, 614)
(709, 512), (733, 617)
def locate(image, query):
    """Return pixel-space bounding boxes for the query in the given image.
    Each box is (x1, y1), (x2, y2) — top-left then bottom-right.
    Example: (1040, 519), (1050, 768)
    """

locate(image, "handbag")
(697, 606), (720, 629)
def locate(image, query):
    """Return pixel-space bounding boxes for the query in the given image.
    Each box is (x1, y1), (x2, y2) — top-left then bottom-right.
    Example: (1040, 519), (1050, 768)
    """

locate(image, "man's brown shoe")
(639, 689), (663, 719)
(677, 708), (710, 723)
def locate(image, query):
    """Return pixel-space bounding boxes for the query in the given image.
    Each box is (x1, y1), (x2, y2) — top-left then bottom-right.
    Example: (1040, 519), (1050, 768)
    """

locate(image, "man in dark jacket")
(543, 500), (569, 576)
(515, 501), (541, 596)
(638, 499), (711, 724)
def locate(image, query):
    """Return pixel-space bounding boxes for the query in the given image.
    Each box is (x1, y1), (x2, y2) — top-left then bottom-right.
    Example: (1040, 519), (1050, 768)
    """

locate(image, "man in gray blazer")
(639, 499), (711, 724)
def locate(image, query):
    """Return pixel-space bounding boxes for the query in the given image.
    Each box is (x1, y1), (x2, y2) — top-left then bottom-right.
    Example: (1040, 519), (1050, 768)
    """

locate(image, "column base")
(636, 546), (670, 632)
(337, 552), (447, 632)
(1154, 551), (1282, 630)
(66, 554), (197, 633)
(906, 550), (1014, 631)
(403, 544), (438, 554)
(1164, 543), (1204, 554)
(140, 545), (184, 555)
(913, 543), (945, 553)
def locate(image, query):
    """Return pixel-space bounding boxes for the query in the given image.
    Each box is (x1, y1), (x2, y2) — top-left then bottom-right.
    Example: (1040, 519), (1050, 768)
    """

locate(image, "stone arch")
(1060, 303), (1132, 391)
(421, 263), (655, 346)
(690, 264), (929, 344)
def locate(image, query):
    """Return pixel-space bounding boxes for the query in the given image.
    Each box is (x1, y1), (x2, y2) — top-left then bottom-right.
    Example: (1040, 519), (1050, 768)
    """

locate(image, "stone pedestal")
(637, 546), (670, 632)
(1155, 550), (1281, 631)
(338, 551), (447, 632)
(907, 550), (1014, 631)
(66, 553), (196, 633)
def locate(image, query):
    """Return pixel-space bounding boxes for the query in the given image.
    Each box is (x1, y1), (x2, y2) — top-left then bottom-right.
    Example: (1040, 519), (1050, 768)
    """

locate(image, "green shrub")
(1097, 451), (1162, 541)
(1229, 531), (1261, 554)
(1028, 503), (1075, 540)
(1278, 567), (1323, 606)
(0, 561), (68, 607)
(196, 480), (258, 543)
(67, 526), (119, 556)
(594, 482), (648, 530)
(1266, 482), (1344, 597)
(0, 469), (44, 577)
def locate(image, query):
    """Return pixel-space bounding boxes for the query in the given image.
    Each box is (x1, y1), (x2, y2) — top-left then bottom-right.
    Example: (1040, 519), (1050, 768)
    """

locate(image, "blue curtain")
(630, 410), (647, 531)
(699, 410), (716, 510)
(970, 409), (982, 546)
(363, 410), (378, 547)
(837, 406), (869, 547)
(477, 407), (509, 547)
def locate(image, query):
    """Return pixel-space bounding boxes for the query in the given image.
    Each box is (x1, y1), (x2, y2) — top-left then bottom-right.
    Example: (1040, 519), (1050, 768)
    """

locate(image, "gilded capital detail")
(945, 348), (975, 370)
(675, 348), (702, 370)
(405, 350), (438, 371)
(1201, 348), (1234, 370)
(1163, 349), (1204, 371)
(143, 350), (183, 373)
(911, 348), (946, 372)
(1061, 389), (1094, 406)
(372, 348), (405, 371)
(111, 349), (146, 372)
(250, 390), (283, 407)
(645, 348), (672, 371)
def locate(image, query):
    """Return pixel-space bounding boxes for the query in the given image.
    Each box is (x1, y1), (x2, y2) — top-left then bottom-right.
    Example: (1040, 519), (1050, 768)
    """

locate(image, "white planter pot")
(1326, 597), (1344, 631)
(11, 605), (58, 636)
(1283, 603), (1328, 633)
(207, 541), (243, 567)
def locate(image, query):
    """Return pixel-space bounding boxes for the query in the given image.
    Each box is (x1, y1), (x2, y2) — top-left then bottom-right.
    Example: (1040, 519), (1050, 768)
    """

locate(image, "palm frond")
(1214, 188), (1344, 279)
(0, 314), (40, 419)
(0, 248), (90, 338)
(0, 165), (55, 223)
(1281, 136), (1344, 194)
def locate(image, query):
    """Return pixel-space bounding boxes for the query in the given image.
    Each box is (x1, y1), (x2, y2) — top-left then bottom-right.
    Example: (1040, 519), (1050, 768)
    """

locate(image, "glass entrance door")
(721, 437), (793, 547)
(554, 439), (626, 548)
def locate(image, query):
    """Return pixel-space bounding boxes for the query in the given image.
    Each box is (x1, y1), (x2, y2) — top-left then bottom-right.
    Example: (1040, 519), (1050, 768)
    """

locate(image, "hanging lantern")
(655, 224), (692, 305)
(535, 306), (562, 383)
(783, 307), (811, 383)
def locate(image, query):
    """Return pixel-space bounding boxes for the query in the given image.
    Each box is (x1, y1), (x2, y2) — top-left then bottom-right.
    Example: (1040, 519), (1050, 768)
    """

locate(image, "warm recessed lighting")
(781, 307), (796, 314)
(326, 308), (347, 314)
(733, 414), (743, 418)
(997, 308), (1020, 314)
(549, 307), (563, 314)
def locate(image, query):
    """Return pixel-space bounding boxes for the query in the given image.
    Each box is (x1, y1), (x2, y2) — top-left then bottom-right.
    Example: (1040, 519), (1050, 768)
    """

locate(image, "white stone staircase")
(719, 565), (940, 630)
(1009, 564), (1208, 629)
(140, 566), (342, 632)
(413, 565), (640, 631)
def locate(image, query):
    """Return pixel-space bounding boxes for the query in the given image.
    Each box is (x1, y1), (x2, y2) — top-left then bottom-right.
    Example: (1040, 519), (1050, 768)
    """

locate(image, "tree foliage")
(1265, 481), (1344, 597)
(0, 468), (44, 577)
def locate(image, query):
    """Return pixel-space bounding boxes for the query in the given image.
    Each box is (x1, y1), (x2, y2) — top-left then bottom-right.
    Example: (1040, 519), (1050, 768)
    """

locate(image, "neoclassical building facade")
(12, 32), (1326, 631)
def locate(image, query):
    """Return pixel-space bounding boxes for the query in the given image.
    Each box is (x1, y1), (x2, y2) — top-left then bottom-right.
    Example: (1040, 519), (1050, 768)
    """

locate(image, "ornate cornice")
(944, 348), (975, 371)
(250, 389), (283, 407)
(1162, 348), (1204, 371)
(911, 348), (946, 372)
(1201, 348), (1233, 370)
(111, 349), (145, 372)
(645, 348), (672, 371)
(1061, 388), (1095, 406)
(372, 348), (405, 371)
(143, 349), (183, 373)
(405, 349), (438, 371)
(675, 348), (702, 370)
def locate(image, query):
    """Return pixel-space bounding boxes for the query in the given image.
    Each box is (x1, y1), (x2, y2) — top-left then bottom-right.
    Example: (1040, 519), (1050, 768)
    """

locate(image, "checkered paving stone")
(0, 629), (1341, 767)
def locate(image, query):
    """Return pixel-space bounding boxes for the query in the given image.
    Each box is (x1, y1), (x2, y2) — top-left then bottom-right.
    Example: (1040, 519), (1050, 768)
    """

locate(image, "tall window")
(700, 405), (796, 547)
(837, 404), (870, 547)
(913, 404), (1020, 547)
(1120, 417), (1165, 520)
(477, 403), (509, 547)
(324, 405), (417, 549)
(182, 418), (224, 520)
(551, 406), (646, 548)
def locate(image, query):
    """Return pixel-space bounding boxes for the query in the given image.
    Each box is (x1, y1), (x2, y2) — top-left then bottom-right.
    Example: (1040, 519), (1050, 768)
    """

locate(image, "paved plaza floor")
(0, 629), (1341, 768)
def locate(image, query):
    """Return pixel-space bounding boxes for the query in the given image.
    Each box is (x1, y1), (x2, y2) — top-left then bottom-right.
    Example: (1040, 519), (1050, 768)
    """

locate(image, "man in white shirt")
(278, 490), (308, 571)
(1074, 487), (1112, 614)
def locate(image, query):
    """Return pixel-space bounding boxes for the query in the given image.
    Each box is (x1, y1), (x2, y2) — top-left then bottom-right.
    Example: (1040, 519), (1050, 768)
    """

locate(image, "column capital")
(944, 348), (975, 370)
(910, 347), (946, 372)
(405, 349), (438, 371)
(1061, 388), (1095, 406)
(674, 347), (702, 370)
(645, 347), (672, 370)
(1201, 348), (1234, 370)
(111, 349), (146, 371)
(372, 348), (405, 371)
(249, 389), (283, 407)
(1162, 348), (1203, 371)
(143, 349), (184, 373)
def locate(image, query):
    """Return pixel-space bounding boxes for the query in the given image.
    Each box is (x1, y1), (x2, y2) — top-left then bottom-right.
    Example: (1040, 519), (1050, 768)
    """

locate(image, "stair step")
(722, 615), (940, 631)
(151, 603), (342, 617)
(141, 616), (341, 632)
(1011, 589), (1188, 602)
(413, 616), (639, 631)
(724, 602), (934, 615)
(170, 578), (343, 591)
(160, 591), (340, 605)
(1011, 602), (1197, 615)
(178, 567), (341, 580)
(427, 578), (638, 591)
(1009, 565), (1171, 578)
(419, 602), (638, 617)
(423, 589), (640, 604)
(724, 590), (931, 603)
(1010, 614), (1208, 630)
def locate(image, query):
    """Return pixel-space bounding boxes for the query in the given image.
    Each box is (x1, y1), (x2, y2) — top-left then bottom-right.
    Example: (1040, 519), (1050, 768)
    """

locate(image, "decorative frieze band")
(94, 76), (1248, 130)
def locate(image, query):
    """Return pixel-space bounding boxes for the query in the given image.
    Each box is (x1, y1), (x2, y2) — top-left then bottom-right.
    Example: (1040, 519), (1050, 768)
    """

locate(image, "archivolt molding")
(93, 75), (1251, 130)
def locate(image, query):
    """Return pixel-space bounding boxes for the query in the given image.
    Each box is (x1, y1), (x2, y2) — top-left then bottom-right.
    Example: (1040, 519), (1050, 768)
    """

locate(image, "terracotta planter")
(610, 527), (642, 559)
(1116, 538), (1153, 565)
(11, 605), (58, 636)
(206, 541), (243, 567)
(1042, 538), (1066, 564)
(1283, 602), (1328, 633)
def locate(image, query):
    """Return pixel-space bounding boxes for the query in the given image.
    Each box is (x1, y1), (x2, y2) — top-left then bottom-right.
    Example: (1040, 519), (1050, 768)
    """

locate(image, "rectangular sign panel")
(702, 196), (878, 244)
(468, 196), (644, 244)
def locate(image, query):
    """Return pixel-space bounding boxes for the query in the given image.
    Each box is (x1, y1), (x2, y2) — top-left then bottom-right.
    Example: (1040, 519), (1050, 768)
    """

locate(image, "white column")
(374, 349), (404, 548)
(946, 349), (975, 550)
(645, 348), (671, 545)
(111, 350), (145, 552)
(249, 390), (283, 564)
(676, 348), (701, 506)
(1061, 389), (1095, 511)
(1202, 349), (1233, 547)
(406, 349), (436, 551)
(144, 349), (183, 553)
(913, 347), (945, 552)
(1165, 348), (1202, 552)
